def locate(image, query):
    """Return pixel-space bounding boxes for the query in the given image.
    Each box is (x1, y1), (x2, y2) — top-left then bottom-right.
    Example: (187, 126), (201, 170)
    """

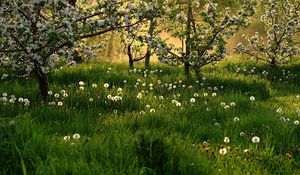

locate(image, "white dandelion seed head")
(251, 136), (260, 143)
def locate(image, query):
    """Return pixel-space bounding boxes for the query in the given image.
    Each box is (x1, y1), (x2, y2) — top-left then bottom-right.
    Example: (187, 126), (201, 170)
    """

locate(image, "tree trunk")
(128, 45), (134, 69)
(34, 65), (49, 100)
(73, 50), (84, 64)
(270, 57), (276, 66)
(145, 19), (155, 69)
(144, 50), (151, 69)
(184, 1), (192, 76)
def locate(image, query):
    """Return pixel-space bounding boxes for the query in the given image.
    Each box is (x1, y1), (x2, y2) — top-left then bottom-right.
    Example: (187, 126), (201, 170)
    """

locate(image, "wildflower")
(113, 109), (118, 114)
(146, 105), (151, 109)
(48, 91), (53, 95)
(64, 136), (71, 141)
(251, 136), (260, 143)
(2, 93), (7, 97)
(79, 81), (85, 86)
(212, 93), (217, 97)
(234, 117), (240, 122)
(224, 137), (230, 143)
(18, 98), (24, 103)
(137, 93), (142, 99)
(294, 120), (299, 126)
(219, 148), (227, 155)
(89, 98), (94, 102)
(176, 102), (182, 107)
(72, 133), (80, 140)
(63, 93), (68, 98)
(240, 132), (245, 137)
(243, 149), (249, 153)
(92, 84), (98, 88)
(54, 93), (60, 98)
(190, 98), (196, 103)
(204, 93), (208, 97)
(57, 102), (63, 106)
(276, 107), (282, 113)
(224, 105), (230, 109)
(150, 109), (155, 113)
(220, 102), (226, 106)
(230, 102), (236, 107)
(194, 93), (199, 97)
(104, 83), (109, 88)
(79, 86), (85, 90)
(139, 111), (145, 115)
(250, 96), (255, 101)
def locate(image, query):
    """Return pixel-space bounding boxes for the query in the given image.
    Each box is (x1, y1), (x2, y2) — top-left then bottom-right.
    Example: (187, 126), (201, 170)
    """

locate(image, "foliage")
(152, 0), (256, 75)
(236, 0), (300, 65)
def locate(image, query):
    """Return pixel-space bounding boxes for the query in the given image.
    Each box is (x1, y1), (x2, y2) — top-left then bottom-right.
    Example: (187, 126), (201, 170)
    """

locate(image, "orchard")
(1, 0), (300, 174)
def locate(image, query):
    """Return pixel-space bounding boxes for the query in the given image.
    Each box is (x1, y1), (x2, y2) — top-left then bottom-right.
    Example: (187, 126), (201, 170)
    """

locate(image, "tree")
(236, 0), (300, 65)
(0, 0), (150, 99)
(154, 0), (256, 76)
(121, 0), (163, 69)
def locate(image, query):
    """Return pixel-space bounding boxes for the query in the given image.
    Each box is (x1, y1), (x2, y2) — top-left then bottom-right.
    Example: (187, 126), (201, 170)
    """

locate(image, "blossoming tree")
(154, 0), (256, 76)
(0, 0), (150, 99)
(236, 0), (300, 65)
(120, 0), (164, 69)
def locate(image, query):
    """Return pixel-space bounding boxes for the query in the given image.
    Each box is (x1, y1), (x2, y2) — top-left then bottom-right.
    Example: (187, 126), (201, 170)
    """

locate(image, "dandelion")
(250, 96), (255, 101)
(294, 120), (299, 126)
(113, 109), (118, 114)
(224, 105), (230, 109)
(48, 91), (53, 95)
(150, 109), (155, 113)
(219, 148), (227, 155)
(18, 98), (24, 103)
(190, 98), (196, 103)
(194, 93), (199, 97)
(57, 102), (63, 106)
(89, 98), (94, 102)
(137, 93), (142, 99)
(139, 111), (145, 115)
(220, 102), (226, 106)
(79, 81), (85, 86)
(204, 93), (208, 97)
(146, 105), (151, 109)
(234, 117), (240, 122)
(79, 86), (85, 90)
(72, 133), (80, 140)
(240, 132), (245, 137)
(212, 93), (217, 97)
(104, 83), (109, 88)
(276, 107), (282, 113)
(243, 149), (249, 153)
(230, 102), (236, 107)
(251, 136), (260, 143)
(224, 137), (230, 143)
(63, 93), (68, 98)
(63, 136), (71, 141)
(176, 102), (182, 107)
(2, 93), (7, 97)
(54, 93), (60, 98)
(92, 84), (98, 88)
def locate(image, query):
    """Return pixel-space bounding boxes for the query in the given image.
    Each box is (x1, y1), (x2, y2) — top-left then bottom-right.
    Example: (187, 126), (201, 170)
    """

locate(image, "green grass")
(1, 58), (300, 174)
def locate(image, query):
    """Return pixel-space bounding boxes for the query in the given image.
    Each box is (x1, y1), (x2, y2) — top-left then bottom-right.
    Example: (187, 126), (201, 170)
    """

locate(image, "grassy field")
(1, 57), (300, 175)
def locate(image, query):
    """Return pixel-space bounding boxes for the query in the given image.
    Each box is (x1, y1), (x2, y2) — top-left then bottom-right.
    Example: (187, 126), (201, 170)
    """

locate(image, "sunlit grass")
(1, 57), (300, 174)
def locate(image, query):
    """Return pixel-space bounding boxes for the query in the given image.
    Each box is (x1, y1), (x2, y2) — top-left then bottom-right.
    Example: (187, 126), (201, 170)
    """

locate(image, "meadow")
(1, 56), (300, 175)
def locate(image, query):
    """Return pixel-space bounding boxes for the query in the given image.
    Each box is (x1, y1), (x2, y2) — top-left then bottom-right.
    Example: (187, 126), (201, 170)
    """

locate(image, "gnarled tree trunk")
(34, 63), (49, 100)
